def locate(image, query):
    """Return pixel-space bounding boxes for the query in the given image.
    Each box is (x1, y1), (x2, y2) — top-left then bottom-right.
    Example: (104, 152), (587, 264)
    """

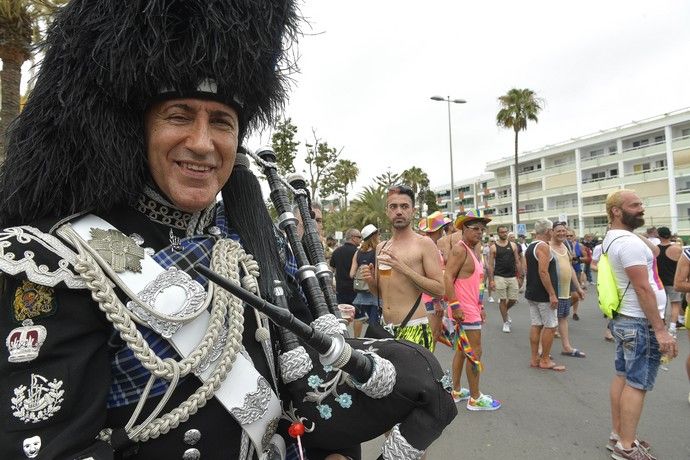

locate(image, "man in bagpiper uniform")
(0, 1), (456, 459)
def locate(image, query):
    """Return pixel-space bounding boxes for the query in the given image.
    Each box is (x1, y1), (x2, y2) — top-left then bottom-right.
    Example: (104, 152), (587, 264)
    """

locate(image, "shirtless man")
(361, 185), (444, 351)
(444, 209), (501, 411)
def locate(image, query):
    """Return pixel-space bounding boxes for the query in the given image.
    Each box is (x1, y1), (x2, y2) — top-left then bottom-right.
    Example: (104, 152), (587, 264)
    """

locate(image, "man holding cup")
(361, 185), (444, 351)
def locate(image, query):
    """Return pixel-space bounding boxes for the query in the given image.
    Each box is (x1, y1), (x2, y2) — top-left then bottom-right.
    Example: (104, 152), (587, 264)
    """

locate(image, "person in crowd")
(444, 209), (501, 411)
(551, 223), (586, 358)
(487, 226), (522, 333)
(645, 227), (661, 245)
(525, 219), (566, 372)
(324, 235), (337, 264)
(656, 226), (682, 338)
(361, 185), (444, 352)
(329, 228), (362, 309)
(605, 190), (676, 459)
(673, 249), (690, 405)
(565, 229), (585, 320)
(349, 224), (380, 337)
(417, 212), (452, 345)
(582, 233), (597, 285)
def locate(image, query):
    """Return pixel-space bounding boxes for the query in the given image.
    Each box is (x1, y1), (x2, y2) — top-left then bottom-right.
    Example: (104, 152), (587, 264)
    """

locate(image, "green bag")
(597, 236), (630, 319)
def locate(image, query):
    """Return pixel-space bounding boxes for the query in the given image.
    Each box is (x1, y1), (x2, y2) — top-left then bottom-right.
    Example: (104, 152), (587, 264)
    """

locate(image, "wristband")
(449, 301), (461, 311)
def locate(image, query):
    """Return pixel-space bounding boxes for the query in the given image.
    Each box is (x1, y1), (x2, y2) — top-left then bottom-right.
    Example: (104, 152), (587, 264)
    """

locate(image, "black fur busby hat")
(0, 0), (299, 225)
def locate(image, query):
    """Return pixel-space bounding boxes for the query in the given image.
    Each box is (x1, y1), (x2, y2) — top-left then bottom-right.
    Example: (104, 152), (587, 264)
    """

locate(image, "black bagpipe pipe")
(254, 146), (339, 324)
(287, 173), (340, 315)
(195, 263), (372, 382)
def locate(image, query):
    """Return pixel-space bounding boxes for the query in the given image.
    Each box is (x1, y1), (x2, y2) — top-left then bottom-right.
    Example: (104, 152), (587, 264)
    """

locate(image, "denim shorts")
(557, 298), (571, 319)
(610, 316), (661, 391)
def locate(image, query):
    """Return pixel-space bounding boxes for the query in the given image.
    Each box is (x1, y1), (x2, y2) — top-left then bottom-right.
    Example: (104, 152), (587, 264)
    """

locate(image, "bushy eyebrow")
(167, 103), (236, 119)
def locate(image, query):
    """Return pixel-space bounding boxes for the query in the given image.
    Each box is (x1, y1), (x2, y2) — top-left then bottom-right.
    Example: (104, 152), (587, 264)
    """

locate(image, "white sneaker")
(489, 297), (495, 303)
(502, 322), (511, 333)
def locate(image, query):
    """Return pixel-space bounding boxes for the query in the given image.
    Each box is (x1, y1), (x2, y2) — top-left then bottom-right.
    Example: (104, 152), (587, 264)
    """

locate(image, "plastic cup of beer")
(338, 304), (355, 321)
(378, 261), (392, 277)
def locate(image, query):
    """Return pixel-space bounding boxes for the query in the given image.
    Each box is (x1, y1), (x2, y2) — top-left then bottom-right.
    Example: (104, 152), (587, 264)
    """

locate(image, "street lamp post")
(431, 96), (466, 219)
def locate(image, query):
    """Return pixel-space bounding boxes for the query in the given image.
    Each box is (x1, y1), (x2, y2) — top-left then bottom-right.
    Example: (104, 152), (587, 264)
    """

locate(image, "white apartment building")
(432, 173), (494, 216)
(483, 108), (690, 238)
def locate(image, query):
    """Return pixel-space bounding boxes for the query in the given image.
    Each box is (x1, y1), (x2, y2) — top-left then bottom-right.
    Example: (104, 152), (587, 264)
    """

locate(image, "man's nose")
(185, 120), (214, 154)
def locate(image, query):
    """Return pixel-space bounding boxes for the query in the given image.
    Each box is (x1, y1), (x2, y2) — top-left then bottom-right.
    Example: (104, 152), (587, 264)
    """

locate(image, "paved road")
(361, 289), (690, 459)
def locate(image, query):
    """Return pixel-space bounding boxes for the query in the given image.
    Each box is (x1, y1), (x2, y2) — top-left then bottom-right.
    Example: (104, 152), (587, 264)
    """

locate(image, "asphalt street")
(361, 288), (690, 459)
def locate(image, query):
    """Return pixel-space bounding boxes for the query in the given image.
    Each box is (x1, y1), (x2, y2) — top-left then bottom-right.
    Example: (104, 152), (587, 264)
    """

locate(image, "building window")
(654, 135), (665, 143)
(609, 168), (618, 177)
(554, 157), (569, 166)
(633, 163), (650, 174)
(682, 128), (690, 138)
(589, 149), (604, 158)
(591, 171), (605, 180)
(655, 159), (666, 169)
(632, 139), (649, 148)
(608, 145), (617, 154)
(593, 216), (608, 225)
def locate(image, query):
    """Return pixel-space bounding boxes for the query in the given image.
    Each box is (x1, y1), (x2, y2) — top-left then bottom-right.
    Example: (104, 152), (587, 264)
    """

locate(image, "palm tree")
(333, 159), (359, 210)
(496, 88), (544, 224)
(0, 0), (65, 162)
(349, 185), (389, 234)
(401, 166), (430, 219)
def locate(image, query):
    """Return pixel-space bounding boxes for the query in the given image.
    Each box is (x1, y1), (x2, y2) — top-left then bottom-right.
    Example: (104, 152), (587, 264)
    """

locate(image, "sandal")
(561, 349), (586, 358)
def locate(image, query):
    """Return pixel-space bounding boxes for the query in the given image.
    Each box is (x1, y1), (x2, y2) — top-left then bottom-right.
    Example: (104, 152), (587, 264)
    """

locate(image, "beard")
(621, 209), (645, 230)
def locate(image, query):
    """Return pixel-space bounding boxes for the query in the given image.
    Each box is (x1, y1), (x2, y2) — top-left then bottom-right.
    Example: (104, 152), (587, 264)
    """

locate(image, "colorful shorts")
(392, 320), (434, 352)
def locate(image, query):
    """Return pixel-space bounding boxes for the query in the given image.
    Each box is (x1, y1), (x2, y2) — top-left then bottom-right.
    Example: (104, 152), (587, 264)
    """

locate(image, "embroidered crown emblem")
(6, 320), (47, 363)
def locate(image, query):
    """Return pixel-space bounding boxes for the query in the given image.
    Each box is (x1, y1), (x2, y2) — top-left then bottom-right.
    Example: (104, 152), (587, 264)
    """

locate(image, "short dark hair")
(658, 226), (671, 239)
(387, 184), (415, 205)
(552, 221), (567, 229)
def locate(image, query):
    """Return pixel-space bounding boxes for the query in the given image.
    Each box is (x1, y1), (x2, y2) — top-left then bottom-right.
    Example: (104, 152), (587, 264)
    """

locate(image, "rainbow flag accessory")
(440, 319), (483, 373)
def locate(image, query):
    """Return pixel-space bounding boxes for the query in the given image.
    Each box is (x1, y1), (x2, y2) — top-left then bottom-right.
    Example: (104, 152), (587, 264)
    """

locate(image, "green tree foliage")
(424, 190), (440, 215)
(304, 129), (341, 200)
(496, 88), (544, 224)
(349, 185), (389, 235)
(0, 0), (66, 163)
(270, 118), (299, 175)
(373, 170), (401, 190)
(400, 166), (430, 219)
(320, 159), (359, 209)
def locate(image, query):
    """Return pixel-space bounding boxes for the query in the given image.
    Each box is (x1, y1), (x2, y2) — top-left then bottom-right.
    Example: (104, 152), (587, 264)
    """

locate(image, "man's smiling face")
(145, 98), (239, 212)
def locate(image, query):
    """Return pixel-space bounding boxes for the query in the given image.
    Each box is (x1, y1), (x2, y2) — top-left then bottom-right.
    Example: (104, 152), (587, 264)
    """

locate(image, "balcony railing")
(622, 139), (665, 155)
(582, 174), (619, 184)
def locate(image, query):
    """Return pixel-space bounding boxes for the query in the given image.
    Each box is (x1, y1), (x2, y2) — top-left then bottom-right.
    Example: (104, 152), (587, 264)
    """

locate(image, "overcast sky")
(247, 0), (690, 197)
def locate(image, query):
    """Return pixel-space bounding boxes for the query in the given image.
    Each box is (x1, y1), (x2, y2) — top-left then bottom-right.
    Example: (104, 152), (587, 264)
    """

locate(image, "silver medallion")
(229, 377), (272, 425)
(129, 233), (145, 246)
(144, 247), (155, 257)
(125, 268), (207, 338)
(183, 428), (201, 446)
(88, 228), (145, 273)
(11, 374), (64, 424)
(6, 320), (47, 363)
(182, 447), (201, 460)
(22, 435), (41, 458)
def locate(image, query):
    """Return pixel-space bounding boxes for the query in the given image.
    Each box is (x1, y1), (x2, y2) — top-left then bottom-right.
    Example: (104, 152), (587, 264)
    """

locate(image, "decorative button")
(183, 429), (201, 446)
(144, 247), (155, 256)
(129, 233), (145, 246)
(208, 226), (221, 236)
(182, 448), (201, 460)
(22, 435), (41, 458)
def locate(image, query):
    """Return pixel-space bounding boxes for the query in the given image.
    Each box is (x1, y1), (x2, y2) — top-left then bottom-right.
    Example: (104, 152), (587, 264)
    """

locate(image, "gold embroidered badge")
(13, 281), (56, 322)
